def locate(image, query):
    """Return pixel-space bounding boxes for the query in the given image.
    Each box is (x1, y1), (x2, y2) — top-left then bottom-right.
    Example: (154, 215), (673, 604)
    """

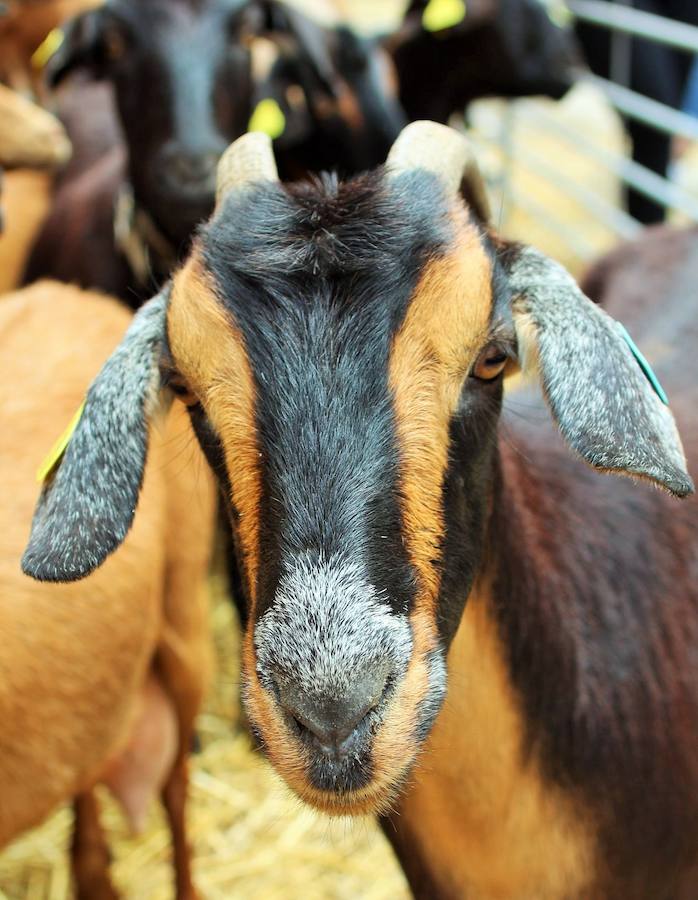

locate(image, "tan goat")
(0, 281), (216, 899)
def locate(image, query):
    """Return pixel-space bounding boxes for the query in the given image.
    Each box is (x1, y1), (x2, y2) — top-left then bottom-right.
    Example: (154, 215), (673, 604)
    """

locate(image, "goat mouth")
(249, 714), (419, 817)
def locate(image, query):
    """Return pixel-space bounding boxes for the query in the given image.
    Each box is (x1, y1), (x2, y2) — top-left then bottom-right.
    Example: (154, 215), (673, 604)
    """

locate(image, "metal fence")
(472, 0), (698, 266)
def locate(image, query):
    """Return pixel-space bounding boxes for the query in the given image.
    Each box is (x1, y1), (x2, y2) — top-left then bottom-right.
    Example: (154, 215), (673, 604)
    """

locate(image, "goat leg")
(161, 753), (198, 900)
(71, 790), (119, 900)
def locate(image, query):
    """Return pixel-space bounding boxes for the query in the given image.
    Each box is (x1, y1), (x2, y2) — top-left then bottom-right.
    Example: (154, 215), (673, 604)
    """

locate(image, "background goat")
(386, 0), (579, 123)
(23, 0), (404, 304)
(4, 281), (215, 899)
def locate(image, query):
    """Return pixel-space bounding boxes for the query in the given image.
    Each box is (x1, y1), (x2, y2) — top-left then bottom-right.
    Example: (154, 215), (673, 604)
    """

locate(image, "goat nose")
(275, 667), (390, 758)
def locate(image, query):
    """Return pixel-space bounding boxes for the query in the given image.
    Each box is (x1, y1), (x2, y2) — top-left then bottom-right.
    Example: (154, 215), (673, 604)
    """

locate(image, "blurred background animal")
(22, 0), (405, 304)
(385, 0), (579, 123)
(0, 82), (71, 290)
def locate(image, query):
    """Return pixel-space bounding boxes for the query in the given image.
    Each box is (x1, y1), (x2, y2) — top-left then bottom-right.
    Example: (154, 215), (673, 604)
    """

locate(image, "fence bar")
(568, 0), (698, 54)
(501, 185), (599, 259)
(583, 73), (698, 140)
(471, 124), (641, 238)
(519, 100), (698, 220)
(503, 142), (641, 239)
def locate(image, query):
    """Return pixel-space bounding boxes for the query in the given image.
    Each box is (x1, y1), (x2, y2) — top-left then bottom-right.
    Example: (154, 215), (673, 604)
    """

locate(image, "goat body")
(0, 282), (216, 897)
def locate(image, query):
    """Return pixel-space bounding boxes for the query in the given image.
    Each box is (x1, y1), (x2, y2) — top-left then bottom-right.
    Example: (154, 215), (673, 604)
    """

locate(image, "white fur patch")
(255, 554), (412, 703)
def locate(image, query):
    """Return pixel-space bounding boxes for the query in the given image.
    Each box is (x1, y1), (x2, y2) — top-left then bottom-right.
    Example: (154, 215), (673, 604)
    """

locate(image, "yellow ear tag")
(248, 98), (286, 140)
(546, 0), (572, 28)
(36, 400), (85, 484)
(31, 28), (65, 71)
(422, 0), (467, 32)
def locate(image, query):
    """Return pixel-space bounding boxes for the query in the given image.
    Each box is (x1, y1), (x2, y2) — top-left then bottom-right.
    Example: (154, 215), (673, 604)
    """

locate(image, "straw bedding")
(0, 570), (409, 900)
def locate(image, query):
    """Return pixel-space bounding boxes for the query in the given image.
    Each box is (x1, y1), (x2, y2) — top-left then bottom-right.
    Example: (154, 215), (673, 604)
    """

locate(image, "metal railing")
(474, 0), (698, 265)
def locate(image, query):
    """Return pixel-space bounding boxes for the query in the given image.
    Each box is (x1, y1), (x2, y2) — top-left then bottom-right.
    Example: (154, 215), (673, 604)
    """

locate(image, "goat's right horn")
(216, 131), (279, 205)
(386, 120), (491, 222)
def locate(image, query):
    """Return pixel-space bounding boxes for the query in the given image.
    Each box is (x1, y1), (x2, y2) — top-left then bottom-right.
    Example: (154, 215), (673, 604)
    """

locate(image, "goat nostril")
(273, 666), (392, 759)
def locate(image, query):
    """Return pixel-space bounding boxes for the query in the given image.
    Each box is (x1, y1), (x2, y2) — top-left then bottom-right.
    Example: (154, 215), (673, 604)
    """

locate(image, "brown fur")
(0, 282), (216, 897)
(169, 253), (261, 601)
(169, 256), (302, 807)
(388, 579), (595, 899)
(0, 169), (53, 292)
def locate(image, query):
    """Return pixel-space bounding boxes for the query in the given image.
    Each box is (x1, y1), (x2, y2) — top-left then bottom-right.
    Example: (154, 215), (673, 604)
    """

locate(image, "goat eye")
(471, 345), (508, 381)
(171, 383), (199, 407)
(163, 369), (199, 407)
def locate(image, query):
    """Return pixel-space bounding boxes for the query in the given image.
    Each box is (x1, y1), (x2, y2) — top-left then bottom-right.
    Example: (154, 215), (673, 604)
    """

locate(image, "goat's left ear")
(22, 289), (171, 583)
(507, 246), (694, 498)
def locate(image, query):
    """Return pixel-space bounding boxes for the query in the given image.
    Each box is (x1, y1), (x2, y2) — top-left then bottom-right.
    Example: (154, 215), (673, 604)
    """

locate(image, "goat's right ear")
(22, 289), (171, 583)
(44, 9), (106, 87)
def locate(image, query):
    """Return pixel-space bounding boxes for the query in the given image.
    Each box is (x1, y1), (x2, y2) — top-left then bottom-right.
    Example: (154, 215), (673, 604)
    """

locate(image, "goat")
(5, 281), (216, 899)
(23, 0), (404, 305)
(248, 1), (404, 180)
(21, 124), (698, 898)
(385, 0), (579, 123)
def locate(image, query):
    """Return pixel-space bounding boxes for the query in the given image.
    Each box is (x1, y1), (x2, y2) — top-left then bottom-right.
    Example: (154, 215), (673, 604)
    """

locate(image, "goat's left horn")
(386, 120), (491, 222)
(216, 131), (279, 205)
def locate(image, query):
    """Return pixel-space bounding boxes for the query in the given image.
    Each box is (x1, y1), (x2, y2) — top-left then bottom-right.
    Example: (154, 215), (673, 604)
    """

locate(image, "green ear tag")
(31, 28), (65, 70)
(248, 98), (286, 140)
(422, 0), (467, 32)
(36, 400), (85, 484)
(616, 323), (669, 406)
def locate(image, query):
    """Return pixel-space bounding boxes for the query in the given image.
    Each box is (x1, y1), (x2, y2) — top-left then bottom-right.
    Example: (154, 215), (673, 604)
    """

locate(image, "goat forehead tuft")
(202, 169), (453, 287)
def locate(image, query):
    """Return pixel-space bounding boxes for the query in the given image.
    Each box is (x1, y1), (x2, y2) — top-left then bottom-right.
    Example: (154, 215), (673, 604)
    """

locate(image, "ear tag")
(31, 28), (65, 70)
(36, 400), (85, 484)
(422, 0), (467, 32)
(248, 98), (286, 140)
(616, 323), (669, 406)
(546, 0), (572, 28)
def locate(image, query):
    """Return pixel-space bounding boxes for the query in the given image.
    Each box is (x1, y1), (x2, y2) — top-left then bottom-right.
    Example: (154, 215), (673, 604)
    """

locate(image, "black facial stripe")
(438, 385), (502, 645)
(202, 169), (451, 620)
(187, 403), (248, 622)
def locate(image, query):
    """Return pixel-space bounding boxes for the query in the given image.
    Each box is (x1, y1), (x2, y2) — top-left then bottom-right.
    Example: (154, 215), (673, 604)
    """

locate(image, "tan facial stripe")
(396, 578), (595, 898)
(388, 215), (494, 607)
(168, 253), (262, 603)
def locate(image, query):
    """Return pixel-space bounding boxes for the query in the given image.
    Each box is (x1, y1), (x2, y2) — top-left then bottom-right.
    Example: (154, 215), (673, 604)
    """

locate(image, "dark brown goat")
(386, 0), (579, 123)
(24, 0), (404, 306)
(22, 125), (698, 898)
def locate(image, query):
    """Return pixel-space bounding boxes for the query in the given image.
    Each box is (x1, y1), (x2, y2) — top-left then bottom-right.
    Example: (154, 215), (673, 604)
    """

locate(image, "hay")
(0, 569), (409, 900)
